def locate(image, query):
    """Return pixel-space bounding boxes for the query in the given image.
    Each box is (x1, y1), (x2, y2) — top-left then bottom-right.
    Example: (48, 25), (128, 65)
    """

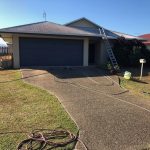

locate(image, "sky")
(0, 0), (150, 36)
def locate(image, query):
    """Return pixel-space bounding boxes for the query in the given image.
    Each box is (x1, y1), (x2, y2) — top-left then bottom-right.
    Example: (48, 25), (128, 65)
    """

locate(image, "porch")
(87, 38), (108, 66)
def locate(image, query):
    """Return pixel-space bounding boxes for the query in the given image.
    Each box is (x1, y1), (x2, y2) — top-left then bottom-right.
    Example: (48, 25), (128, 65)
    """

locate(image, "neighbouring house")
(0, 37), (13, 69)
(0, 37), (8, 54)
(139, 34), (150, 50)
(0, 17), (145, 68)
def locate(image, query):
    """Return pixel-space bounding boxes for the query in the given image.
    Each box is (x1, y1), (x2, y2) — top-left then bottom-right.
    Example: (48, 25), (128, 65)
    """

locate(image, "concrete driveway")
(21, 67), (150, 150)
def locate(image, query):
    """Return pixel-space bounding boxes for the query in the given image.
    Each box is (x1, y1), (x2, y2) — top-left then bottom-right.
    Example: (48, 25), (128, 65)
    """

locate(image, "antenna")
(43, 11), (47, 21)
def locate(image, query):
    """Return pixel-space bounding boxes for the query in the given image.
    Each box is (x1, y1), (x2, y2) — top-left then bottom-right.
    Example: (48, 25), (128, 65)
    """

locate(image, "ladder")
(99, 27), (119, 70)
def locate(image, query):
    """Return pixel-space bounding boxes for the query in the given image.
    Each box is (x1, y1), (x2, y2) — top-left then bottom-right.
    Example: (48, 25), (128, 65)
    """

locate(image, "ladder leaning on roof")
(99, 27), (119, 70)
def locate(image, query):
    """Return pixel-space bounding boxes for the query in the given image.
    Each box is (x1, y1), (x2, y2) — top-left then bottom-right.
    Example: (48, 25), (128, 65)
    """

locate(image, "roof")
(139, 34), (150, 39)
(65, 18), (143, 40)
(0, 18), (143, 40)
(0, 21), (102, 37)
(139, 34), (150, 45)
(65, 17), (101, 28)
(112, 31), (145, 41)
(0, 37), (7, 47)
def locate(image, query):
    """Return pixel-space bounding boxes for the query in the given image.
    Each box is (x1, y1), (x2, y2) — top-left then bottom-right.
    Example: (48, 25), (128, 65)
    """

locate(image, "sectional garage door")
(19, 37), (83, 66)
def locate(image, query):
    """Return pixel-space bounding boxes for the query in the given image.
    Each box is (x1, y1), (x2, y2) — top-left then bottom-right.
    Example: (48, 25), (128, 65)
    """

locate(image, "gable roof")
(65, 18), (121, 39)
(65, 18), (143, 40)
(0, 18), (144, 40)
(0, 21), (101, 37)
(65, 17), (101, 28)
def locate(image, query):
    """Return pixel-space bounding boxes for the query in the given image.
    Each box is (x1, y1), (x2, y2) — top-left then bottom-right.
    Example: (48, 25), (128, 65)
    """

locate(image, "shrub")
(113, 38), (150, 67)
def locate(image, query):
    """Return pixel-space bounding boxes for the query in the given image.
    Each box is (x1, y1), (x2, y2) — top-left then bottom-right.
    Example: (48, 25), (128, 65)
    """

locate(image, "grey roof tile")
(0, 19), (143, 40)
(0, 21), (102, 37)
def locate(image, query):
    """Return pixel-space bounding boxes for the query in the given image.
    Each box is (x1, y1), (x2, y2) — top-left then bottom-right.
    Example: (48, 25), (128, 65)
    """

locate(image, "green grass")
(120, 77), (150, 98)
(0, 70), (78, 150)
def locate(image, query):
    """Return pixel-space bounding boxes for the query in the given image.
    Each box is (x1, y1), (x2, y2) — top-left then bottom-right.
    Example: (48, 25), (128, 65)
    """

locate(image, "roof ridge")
(0, 21), (48, 30)
(46, 21), (99, 35)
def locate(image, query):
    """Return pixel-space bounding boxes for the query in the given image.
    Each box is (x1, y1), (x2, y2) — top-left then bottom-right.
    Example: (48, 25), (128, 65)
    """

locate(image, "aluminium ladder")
(99, 27), (119, 70)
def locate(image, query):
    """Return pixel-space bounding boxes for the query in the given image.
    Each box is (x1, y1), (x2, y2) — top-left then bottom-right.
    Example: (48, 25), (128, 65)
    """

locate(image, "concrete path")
(21, 67), (150, 150)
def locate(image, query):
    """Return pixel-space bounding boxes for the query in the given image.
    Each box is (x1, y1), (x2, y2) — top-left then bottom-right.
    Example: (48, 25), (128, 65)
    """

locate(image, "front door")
(89, 43), (95, 65)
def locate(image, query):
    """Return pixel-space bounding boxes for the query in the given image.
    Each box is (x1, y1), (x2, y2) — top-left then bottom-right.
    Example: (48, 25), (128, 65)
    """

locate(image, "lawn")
(0, 70), (78, 149)
(119, 67), (150, 98)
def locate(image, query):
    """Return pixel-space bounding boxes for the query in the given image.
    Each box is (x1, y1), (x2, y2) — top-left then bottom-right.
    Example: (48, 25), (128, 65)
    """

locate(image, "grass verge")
(120, 77), (150, 98)
(0, 70), (78, 149)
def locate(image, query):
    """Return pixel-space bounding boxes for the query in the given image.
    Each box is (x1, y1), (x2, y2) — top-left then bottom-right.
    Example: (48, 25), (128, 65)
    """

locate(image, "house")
(0, 17), (144, 68)
(139, 34), (150, 50)
(0, 37), (8, 54)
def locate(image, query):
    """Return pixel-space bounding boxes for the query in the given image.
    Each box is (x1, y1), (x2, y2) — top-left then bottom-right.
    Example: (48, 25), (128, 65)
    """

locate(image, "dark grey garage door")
(19, 37), (83, 66)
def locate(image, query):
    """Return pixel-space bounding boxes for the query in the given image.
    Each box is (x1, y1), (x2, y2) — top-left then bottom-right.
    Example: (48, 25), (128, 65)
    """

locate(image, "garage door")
(19, 37), (83, 66)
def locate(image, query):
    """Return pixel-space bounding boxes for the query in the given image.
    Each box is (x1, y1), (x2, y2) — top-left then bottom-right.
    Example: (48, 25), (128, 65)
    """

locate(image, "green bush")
(113, 38), (150, 67)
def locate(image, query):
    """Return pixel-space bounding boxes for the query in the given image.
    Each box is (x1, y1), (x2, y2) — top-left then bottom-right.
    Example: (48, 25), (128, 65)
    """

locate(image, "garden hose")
(17, 128), (88, 150)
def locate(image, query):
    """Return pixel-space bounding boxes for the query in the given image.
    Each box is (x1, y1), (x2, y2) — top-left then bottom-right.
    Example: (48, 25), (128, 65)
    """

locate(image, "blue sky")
(0, 0), (150, 36)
